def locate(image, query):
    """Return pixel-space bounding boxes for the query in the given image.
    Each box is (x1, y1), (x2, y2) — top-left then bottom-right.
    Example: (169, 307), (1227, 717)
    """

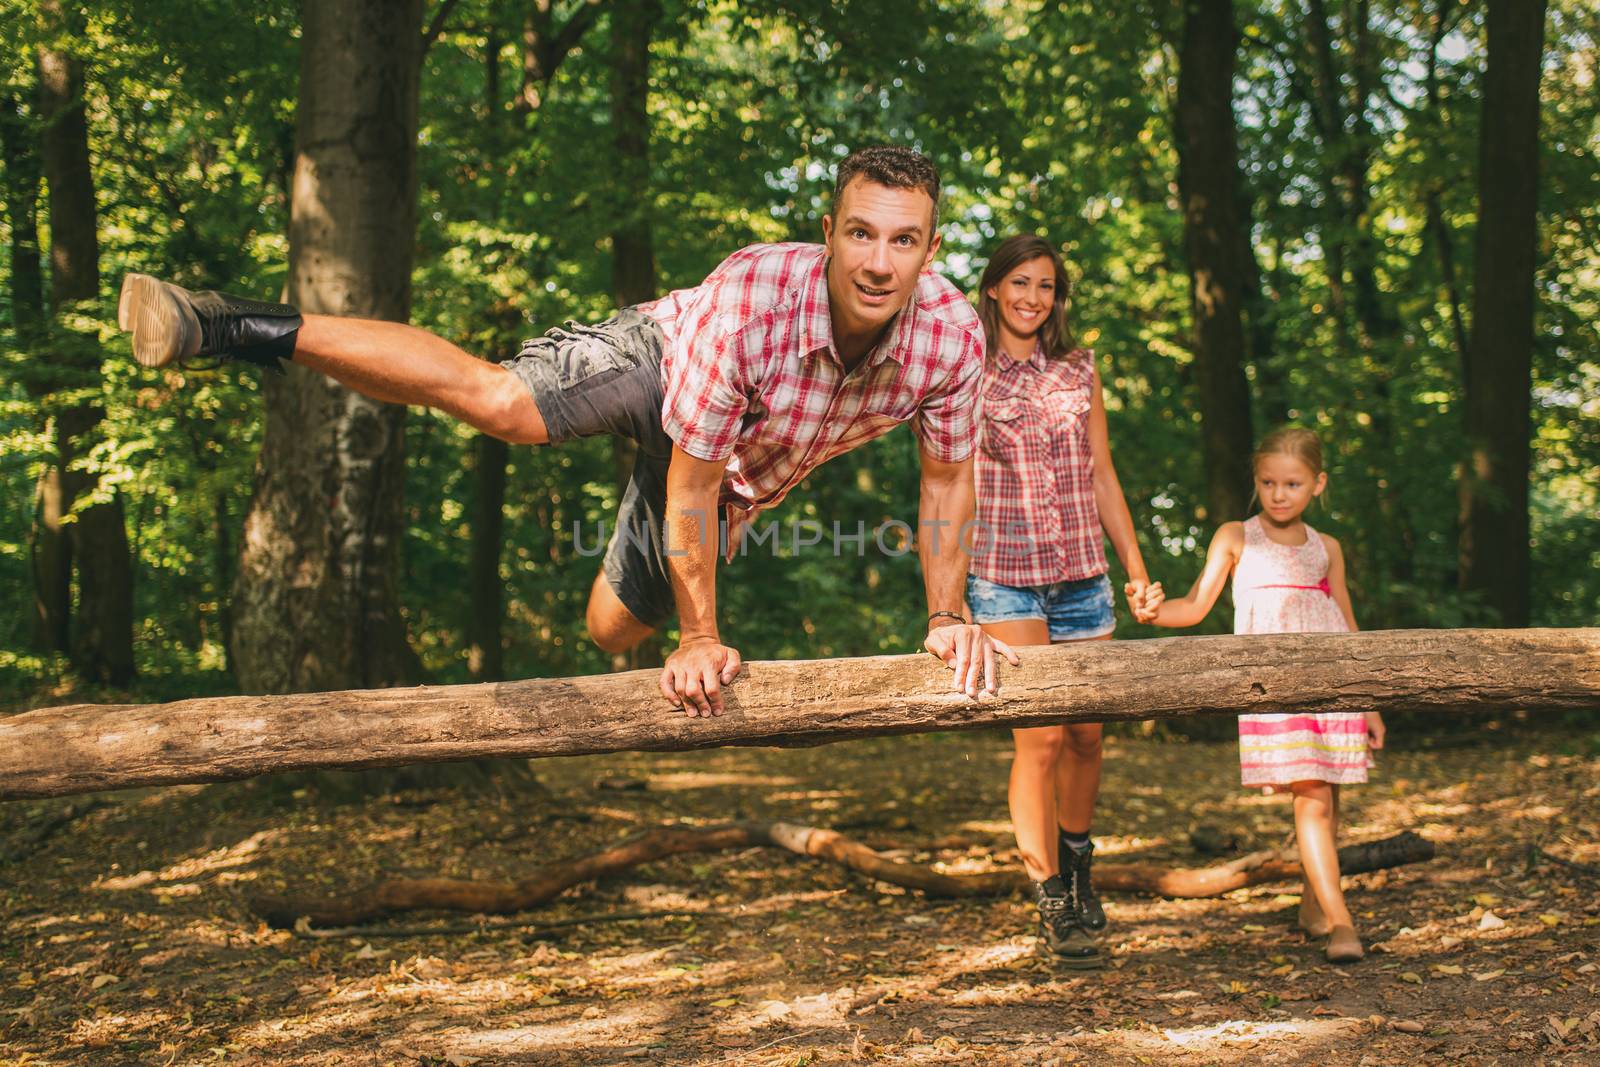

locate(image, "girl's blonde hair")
(1252, 426), (1324, 476)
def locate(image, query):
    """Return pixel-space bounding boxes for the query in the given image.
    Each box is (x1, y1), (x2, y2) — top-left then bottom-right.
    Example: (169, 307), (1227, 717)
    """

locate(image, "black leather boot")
(118, 273), (302, 371)
(1061, 831), (1107, 932)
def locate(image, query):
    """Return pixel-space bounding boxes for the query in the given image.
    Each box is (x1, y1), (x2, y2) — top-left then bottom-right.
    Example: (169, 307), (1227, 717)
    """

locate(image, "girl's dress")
(1233, 515), (1371, 787)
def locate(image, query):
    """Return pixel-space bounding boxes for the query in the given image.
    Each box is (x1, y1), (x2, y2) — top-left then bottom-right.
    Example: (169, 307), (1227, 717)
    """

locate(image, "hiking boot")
(1036, 886), (1103, 970)
(118, 273), (302, 370)
(1062, 834), (1107, 932)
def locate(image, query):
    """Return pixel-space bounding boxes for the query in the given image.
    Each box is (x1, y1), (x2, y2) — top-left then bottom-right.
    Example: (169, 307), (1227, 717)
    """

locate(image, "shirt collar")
(995, 339), (1045, 371)
(803, 255), (915, 369)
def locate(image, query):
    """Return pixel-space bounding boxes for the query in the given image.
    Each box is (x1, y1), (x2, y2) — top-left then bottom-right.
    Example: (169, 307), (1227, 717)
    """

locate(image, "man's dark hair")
(830, 145), (941, 225)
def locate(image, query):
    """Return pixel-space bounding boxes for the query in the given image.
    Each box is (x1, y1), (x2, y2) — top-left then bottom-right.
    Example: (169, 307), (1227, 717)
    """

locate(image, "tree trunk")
(1175, 0), (1254, 524)
(5, 87), (68, 656)
(463, 6), (604, 681)
(608, 0), (665, 670)
(1459, 0), (1546, 626)
(4, 627), (1595, 800)
(36, 3), (135, 684)
(0, 92), (45, 348)
(1304, 0), (1415, 593)
(232, 0), (424, 693)
(466, 433), (507, 680)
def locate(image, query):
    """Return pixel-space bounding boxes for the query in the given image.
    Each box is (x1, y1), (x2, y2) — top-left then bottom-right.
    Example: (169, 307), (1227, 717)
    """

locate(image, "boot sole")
(118, 273), (197, 368)
(1049, 951), (1105, 971)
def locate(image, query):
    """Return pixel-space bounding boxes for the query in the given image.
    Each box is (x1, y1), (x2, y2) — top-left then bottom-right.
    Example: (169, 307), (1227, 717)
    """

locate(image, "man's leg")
(294, 315), (548, 445)
(586, 571), (658, 653)
(119, 273), (548, 445)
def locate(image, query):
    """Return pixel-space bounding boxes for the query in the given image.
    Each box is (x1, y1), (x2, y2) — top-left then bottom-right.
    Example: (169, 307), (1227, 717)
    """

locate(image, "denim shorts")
(966, 573), (1115, 641)
(501, 309), (676, 628)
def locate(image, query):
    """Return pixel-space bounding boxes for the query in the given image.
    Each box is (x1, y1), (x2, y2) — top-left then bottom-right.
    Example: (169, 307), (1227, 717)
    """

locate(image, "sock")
(1035, 874), (1068, 898)
(1061, 828), (1091, 853)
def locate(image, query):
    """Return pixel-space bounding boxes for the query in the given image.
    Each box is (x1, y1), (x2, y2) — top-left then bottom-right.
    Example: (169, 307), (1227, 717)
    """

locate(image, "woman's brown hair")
(976, 234), (1077, 361)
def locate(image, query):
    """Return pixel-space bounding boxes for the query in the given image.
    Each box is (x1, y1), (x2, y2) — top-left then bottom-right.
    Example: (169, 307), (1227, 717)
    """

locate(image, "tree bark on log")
(248, 824), (1435, 929)
(2, 628), (1595, 801)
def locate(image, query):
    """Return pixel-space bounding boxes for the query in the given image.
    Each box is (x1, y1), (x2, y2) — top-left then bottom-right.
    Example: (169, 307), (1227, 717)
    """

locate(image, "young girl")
(969, 235), (1161, 969)
(1146, 427), (1384, 963)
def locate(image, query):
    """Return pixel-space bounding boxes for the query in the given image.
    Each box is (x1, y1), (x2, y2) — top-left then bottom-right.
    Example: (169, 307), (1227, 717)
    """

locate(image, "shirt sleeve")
(660, 315), (750, 463)
(912, 336), (982, 463)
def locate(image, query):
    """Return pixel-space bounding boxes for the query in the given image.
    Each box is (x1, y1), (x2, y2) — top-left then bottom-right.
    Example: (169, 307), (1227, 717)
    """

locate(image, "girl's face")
(1253, 453), (1327, 524)
(986, 255), (1057, 343)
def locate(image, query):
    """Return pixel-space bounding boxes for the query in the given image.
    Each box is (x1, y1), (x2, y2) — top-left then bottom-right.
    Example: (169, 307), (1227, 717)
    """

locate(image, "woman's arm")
(1322, 533), (1359, 632)
(1086, 364), (1156, 617)
(1151, 522), (1245, 628)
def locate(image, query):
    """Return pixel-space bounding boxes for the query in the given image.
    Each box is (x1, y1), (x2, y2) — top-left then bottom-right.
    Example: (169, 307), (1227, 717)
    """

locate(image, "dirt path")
(2, 722), (1597, 1065)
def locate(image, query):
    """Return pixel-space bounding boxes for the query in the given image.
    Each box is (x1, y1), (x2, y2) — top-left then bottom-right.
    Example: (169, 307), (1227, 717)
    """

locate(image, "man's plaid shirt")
(638, 243), (983, 514)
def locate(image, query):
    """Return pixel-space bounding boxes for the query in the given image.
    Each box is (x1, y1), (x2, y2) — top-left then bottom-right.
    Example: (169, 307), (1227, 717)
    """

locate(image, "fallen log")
(4, 627), (1596, 800)
(248, 823), (1436, 928)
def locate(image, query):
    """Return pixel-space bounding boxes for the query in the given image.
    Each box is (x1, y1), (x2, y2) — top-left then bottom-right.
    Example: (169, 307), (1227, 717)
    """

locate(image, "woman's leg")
(1053, 634), (1109, 836)
(981, 618), (1056, 881)
(1010, 725), (1068, 882)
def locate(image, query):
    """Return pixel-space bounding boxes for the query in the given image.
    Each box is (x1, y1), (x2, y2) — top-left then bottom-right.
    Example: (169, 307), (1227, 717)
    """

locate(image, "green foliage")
(0, 0), (1595, 705)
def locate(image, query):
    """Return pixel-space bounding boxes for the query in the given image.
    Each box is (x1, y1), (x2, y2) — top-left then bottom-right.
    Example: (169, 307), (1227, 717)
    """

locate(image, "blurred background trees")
(0, 0), (1594, 706)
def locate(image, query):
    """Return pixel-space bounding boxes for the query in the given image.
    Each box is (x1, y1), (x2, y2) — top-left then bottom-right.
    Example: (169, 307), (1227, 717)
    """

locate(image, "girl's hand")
(1365, 711), (1386, 751)
(1138, 581), (1165, 621)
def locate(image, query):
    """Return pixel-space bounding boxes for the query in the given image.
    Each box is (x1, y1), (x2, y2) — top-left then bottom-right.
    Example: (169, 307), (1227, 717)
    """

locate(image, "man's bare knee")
(586, 578), (655, 653)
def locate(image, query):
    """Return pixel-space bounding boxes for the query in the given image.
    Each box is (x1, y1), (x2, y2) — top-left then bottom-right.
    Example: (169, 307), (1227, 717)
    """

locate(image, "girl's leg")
(1297, 783), (1344, 935)
(1292, 780), (1362, 961)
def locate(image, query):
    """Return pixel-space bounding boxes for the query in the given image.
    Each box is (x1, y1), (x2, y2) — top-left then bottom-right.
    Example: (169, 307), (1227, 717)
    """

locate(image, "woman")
(969, 235), (1160, 968)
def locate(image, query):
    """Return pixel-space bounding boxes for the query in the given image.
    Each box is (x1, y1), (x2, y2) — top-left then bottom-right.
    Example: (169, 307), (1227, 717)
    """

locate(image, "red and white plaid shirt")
(970, 345), (1108, 587)
(638, 243), (982, 513)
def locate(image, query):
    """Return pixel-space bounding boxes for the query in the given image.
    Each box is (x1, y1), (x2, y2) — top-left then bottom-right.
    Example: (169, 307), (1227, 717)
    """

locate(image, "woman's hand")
(1124, 579), (1164, 623)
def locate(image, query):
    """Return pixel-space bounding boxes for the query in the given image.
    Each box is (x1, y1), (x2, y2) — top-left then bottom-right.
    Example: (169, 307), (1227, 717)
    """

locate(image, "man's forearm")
(664, 471), (725, 643)
(918, 474), (974, 618)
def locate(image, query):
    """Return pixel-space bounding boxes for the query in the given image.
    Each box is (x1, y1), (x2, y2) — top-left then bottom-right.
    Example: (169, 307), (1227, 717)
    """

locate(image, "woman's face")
(987, 255), (1057, 344)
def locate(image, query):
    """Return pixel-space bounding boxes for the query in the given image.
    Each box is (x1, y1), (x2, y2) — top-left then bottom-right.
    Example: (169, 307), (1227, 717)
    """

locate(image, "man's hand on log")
(661, 637), (743, 717)
(924, 623), (1018, 699)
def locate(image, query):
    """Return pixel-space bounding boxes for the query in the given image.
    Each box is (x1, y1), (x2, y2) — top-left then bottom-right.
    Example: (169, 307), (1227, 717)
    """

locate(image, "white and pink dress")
(1233, 516), (1371, 787)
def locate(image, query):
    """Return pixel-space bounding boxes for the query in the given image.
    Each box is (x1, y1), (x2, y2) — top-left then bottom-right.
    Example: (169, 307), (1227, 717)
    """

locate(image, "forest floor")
(3, 717), (1599, 1066)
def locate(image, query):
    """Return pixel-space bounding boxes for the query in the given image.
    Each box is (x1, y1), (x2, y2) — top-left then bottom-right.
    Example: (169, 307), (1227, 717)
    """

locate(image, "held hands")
(1124, 579), (1165, 623)
(924, 622), (1020, 699)
(660, 637), (743, 718)
(1365, 711), (1386, 751)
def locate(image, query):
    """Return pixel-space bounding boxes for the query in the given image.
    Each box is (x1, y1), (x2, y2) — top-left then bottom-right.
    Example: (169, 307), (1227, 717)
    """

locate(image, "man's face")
(821, 177), (942, 339)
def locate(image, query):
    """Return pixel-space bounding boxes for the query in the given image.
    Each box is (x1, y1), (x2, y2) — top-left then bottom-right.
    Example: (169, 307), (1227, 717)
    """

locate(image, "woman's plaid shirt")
(970, 345), (1108, 587)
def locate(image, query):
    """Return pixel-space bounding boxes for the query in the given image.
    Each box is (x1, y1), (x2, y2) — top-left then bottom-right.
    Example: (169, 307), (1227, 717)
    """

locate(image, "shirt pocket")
(1044, 387), (1092, 447)
(980, 395), (1032, 459)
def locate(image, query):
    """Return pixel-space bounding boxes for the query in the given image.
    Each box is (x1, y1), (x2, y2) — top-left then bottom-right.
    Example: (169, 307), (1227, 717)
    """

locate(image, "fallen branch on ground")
(248, 822), (1436, 928)
(292, 908), (701, 940)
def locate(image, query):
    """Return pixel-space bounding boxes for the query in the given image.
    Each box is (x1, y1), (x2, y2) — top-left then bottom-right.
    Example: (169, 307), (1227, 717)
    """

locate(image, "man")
(118, 145), (1017, 714)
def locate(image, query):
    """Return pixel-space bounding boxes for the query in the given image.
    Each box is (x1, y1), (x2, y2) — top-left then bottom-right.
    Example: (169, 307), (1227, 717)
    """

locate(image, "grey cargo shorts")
(500, 309), (677, 628)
